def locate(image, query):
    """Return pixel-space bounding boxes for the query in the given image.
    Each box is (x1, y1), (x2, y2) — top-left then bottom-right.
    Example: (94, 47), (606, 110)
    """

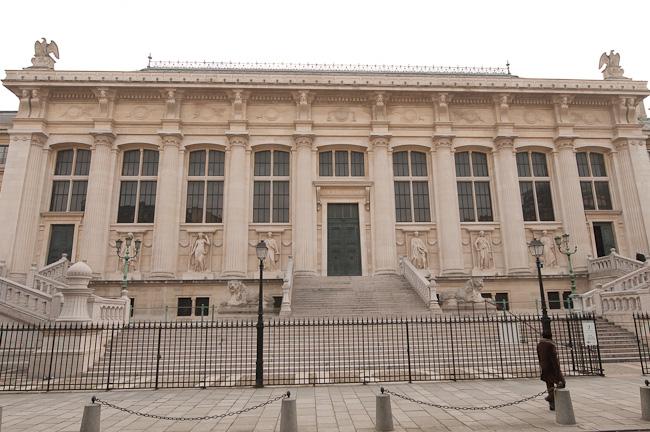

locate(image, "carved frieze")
(181, 102), (229, 122)
(53, 104), (97, 121)
(450, 108), (493, 125)
(114, 103), (164, 122)
(388, 107), (431, 124)
(249, 105), (294, 123)
(569, 108), (609, 125)
(509, 107), (554, 126)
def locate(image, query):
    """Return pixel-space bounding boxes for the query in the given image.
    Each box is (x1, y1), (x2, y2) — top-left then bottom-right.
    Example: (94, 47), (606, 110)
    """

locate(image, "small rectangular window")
(516, 153), (531, 177)
(69, 181), (88, 212)
(394, 181), (412, 222)
(474, 182), (493, 221)
(50, 181), (70, 212)
(141, 150), (159, 176)
(195, 297), (210, 316)
(535, 181), (555, 221)
(351, 152), (365, 176)
(412, 181), (431, 222)
(531, 153), (548, 177)
(207, 151), (225, 176)
(410, 152), (427, 176)
(495, 293), (509, 311)
(273, 151), (290, 176)
(335, 151), (349, 176)
(548, 291), (562, 310)
(319, 151), (333, 176)
(122, 150), (140, 176)
(205, 181), (224, 223)
(457, 181), (475, 222)
(594, 181), (612, 210)
(0, 145), (8, 165)
(74, 150), (91, 176)
(177, 297), (192, 317)
(273, 181), (290, 223)
(393, 152), (409, 176)
(188, 151), (206, 176)
(580, 181), (595, 210)
(576, 153), (590, 177)
(117, 181), (137, 223)
(185, 181), (204, 223)
(137, 181), (157, 223)
(519, 181), (536, 221)
(254, 151), (271, 176)
(253, 181), (271, 223)
(455, 152), (471, 177)
(471, 152), (489, 177)
(562, 291), (573, 309)
(54, 150), (74, 176)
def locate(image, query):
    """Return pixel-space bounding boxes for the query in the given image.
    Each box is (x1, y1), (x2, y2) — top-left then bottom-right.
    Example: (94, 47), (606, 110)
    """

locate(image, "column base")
(294, 270), (317, 278)
(440, 268), (468, 277)
(220, 270), (247, 279)
(374, 268), (398, 276)
(507, 266), (532, 276)
(150, 271), (175, 279)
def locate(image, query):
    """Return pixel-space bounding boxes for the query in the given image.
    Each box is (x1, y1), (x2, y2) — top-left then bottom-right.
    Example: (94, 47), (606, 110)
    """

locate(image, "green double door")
(327, 204), (362, 276)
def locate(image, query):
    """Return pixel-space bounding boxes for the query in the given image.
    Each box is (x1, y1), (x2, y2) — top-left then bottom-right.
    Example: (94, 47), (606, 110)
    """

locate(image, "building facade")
(1, 49), (649, 318)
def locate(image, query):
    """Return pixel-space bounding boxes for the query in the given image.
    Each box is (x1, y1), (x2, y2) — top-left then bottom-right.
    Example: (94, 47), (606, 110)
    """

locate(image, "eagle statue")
(598, 50), (625, 80)
(28, 38), (59, 69)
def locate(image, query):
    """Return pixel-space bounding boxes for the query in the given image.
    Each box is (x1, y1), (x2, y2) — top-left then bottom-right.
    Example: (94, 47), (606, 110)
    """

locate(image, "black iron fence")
(0, 313), (602, 391)
(633, 313), (650, 374)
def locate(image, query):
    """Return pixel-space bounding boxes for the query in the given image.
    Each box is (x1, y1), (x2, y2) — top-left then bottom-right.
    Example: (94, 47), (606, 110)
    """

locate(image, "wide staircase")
(596, 318), (640, 363)
(289, 275), (432, 317)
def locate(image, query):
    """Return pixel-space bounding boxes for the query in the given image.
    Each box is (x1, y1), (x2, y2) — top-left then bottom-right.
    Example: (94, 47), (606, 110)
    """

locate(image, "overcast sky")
(1, 0), (649, 115)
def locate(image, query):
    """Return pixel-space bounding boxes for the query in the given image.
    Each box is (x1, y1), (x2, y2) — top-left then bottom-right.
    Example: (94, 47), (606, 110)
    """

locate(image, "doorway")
(46, 224), (74, 264)
(593, 222), (616, 257)
(327, 204), (362, 276)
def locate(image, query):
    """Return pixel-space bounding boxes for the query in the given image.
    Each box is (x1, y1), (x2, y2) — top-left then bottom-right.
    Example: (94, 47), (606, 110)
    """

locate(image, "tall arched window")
(319, 150), (365, 176)
(117, 149), (159, 223)
(185, 149), (225, 223)
(392, 150), (431, 222)
(49, 148), (91, 212)
(517, 151), (555, 221)
(253, 150), (290, 223)
(576, 152), (612, 210)
(455, 151), (493, 222)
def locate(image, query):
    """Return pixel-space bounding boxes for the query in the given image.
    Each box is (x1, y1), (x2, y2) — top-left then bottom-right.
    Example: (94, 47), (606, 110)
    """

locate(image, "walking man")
(537, 329), (565, 411)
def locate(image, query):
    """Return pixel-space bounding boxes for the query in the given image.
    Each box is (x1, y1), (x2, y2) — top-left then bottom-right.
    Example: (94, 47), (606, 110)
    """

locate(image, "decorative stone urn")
(56, 261), (93, 322)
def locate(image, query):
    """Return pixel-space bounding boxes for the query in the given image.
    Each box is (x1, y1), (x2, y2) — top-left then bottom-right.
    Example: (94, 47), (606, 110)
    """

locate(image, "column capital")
(91, 132), (115, 148)
(554, 136), (577, 151)
(226, 133), (249, 148)
(493, 136), (515, 151)
(293, 133), (314, 148)
(432, 135), (454, 149)
(369, 134), (391, 148)
(159, 133), (182, 148)
(613, 137), (646, 149)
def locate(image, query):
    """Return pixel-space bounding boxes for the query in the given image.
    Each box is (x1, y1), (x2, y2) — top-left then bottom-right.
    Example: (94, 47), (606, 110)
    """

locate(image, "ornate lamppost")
(555, 233), (577, 297)
(115, 233), (141, 296)
(255, 240), (268, 388)
(529, 238), (552, 338)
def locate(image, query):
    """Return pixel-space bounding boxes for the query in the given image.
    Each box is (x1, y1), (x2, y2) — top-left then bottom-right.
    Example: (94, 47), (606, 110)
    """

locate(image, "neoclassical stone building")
(1, 46), (649, 318)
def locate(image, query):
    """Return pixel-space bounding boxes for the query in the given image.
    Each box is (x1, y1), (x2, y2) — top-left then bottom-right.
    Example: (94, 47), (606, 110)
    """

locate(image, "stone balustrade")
(588, 249), (644, 276)
(90, 295), (130, 325)
(602, 265), (650, 292)
(37, 255), (70, 282)
(0, 276), (53, 320)
(279, 256), (295, 318)
(399, 256), (441, 313)
(32, 273), (66, 296)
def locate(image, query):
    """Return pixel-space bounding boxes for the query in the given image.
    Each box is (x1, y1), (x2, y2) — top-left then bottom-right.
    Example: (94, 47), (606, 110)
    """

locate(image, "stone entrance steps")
(596, 318), (640, 363)
(290, 275), (431, 317)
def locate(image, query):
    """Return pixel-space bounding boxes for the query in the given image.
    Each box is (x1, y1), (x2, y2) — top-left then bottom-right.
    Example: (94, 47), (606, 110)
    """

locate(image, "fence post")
(448, 318), (456, 381)
(634, 313), (646, 375)
(46, 324), (57, 392)
(590, 313), (604, 376)
(154, 325), (162, 390)
(566, 317), (577, 372)
(106, 324), (115, 391)
(404, 319), (412, 383)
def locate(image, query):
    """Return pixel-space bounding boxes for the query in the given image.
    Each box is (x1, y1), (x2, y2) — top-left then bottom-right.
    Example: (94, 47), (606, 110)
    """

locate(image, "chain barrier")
(381, 387), (547, 411)
(91, 391), (289, 421)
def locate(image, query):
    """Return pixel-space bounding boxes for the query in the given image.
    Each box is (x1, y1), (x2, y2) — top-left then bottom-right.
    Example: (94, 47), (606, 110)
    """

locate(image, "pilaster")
(292, 134), (317, 276)
(370, 134), (397, 274)
(431, 135), (465, 275)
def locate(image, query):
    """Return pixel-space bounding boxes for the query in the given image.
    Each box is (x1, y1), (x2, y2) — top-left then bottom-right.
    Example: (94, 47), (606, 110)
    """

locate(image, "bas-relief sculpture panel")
(180, 102), (230, 122)
(509, 108), (554, 126)
(114, 103), (165, 122)
(179, 230), (223, 277)
(311, 106), (372, 124)
(247, 228), (292, 277)
(570, 108), (611, 126)
(49, 103), (99, 121)
(248, 104), (295, 123)
(106, 229), (153, 279)
(395, 229), (439, 273)
(387, 106), (433, 125)
(461, 228), (504, 275)
(450, 107), (495, 125)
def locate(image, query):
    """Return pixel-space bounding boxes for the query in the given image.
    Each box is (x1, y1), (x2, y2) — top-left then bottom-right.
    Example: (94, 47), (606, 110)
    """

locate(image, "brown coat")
(537, 337), (564, 384)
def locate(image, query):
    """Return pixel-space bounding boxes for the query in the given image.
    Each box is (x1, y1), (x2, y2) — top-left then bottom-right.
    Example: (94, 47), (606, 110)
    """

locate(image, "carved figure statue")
(30, 38), (59, 69)
(410, 232), (428, 270)
(189, 233), (210, 272)
(232, 90), (245, 120)
(540, 231), (558, 268)
(263, 232), (280, 271)
(225, 280), (250, 306)
(599, 50), (626, 80)
(372, 93), (387, 121)
(474, 231), (493, 270)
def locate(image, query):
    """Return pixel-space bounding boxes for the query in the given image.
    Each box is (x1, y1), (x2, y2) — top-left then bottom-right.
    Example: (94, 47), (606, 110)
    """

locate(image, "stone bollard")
(376, 388), (394, 432)
(0, 405), (3, 432)
(555, 388), (576, 425)
(80, 403), (101, 432)
(640, 385), (650, 421)
(280, 392), (298, 432)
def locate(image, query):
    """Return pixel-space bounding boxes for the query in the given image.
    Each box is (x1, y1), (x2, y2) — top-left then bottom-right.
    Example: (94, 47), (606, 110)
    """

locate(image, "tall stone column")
(79, 133), (117, 277)
(431, 136), (465, 275)
(150, 134), (183, 278)
(370, 135), (397, 275)
(492, 137), (529, 274)
(293, 135), (317, 276)
(612, 138), (650, 255)
(553, 138), (591, 270)
(8, 134), (49, 280)
(221, 134), (250, 278)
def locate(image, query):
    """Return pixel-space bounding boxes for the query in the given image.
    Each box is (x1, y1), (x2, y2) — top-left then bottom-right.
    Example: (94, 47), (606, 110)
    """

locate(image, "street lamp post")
(255, 240), (268, 388)
(115, 232), (142, 297)
(555, 233), (578, 296)
(529, 238), (552, 338)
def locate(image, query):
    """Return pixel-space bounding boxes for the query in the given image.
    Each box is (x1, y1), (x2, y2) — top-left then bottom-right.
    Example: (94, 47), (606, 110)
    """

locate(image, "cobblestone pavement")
(0, 363), (649, 431)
